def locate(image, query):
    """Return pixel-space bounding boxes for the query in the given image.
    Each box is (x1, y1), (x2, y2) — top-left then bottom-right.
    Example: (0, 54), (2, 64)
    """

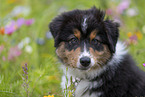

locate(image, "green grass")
(0, 0), (145, 97)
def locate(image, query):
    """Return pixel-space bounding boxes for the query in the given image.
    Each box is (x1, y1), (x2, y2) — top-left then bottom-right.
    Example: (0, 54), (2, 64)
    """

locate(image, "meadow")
(0, 0), (145, 97)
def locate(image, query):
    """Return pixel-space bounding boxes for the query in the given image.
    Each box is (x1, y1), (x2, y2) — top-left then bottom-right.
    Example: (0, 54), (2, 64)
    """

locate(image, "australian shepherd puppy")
(49, 7), (145, 97)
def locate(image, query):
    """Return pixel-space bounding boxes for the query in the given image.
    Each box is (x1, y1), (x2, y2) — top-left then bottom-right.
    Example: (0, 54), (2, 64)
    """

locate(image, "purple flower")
(4, 18), (34, 35)
(143, 63), (145, 67)
(5, 21), (16, 35)
(22, 63), (29, 96)
(8, 46), (21, 60)
(128, 35), (138, 45)
(25, 63), (28, 71)
(117, 0), (130, 14)
(2, 56), (6, 61)
(17, 18), (25, 28)
(25, 19), (35, 26)
(129, 35), (137, 41)
(22, 66), (26, 74)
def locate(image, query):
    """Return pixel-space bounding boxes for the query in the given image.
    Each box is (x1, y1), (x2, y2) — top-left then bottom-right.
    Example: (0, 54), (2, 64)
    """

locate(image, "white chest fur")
(61, 74), (103, 97)
(75, 80), (102, 97)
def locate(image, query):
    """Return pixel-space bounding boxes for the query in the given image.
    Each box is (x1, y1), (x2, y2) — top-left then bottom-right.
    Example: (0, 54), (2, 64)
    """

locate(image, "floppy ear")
(104, 20), (119, 53)
(49, 22), (58, 38)
(49, 16), (64, 38)
(49, 15), (64, 47)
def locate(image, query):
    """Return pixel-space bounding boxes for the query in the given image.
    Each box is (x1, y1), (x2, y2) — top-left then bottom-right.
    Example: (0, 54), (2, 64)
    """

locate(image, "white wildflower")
(25, 45), (32, 54)
(126, 8), (138, 17)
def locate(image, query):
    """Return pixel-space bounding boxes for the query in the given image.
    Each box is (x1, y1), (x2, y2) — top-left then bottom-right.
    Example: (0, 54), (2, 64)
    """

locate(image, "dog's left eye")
(69, 38), (78, 44)
(92, 39), (101, 45)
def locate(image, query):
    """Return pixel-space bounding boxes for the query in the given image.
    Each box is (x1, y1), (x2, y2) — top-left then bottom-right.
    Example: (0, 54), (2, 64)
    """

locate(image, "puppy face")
(49, 7), (119, 71)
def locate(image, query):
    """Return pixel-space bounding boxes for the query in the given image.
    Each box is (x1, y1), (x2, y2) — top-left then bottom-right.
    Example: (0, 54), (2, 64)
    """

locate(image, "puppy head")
(49, 7), (119, 70)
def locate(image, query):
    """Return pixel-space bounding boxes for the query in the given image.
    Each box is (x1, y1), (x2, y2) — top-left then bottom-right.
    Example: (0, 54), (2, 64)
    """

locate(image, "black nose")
(80, 57), (91, 67)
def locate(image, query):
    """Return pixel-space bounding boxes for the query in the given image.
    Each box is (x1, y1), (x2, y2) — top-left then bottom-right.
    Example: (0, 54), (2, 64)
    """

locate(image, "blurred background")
(0, 0), (145, 97)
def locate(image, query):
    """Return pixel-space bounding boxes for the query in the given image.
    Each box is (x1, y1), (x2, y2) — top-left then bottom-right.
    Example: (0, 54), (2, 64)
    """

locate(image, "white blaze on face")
(83, 18), (87, 27)
(82, 17), (88, 33)
(77, 43), (95, 68)
(80, 43), (90, 57)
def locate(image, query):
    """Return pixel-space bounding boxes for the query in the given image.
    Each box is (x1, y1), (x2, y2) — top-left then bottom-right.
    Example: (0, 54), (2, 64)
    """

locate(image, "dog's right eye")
(92, 39), (101, 45)
(69, 38), (78, 44)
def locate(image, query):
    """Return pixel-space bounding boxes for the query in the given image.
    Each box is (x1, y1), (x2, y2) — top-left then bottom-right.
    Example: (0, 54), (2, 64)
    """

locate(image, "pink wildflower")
(25, 19), (35, 26)
(5, 21), (17, 35)
(129, 35), (137, 41)
(2, 56), (6, 61)
(117, 0), (130, 14)
(106, 8), (113, 15)
(0, 45), (4, 54)
(8, 46), (21, 60)
(143, 63), (145, 67)
(128, 35), (138, 45)
(17, 18), (25, 28)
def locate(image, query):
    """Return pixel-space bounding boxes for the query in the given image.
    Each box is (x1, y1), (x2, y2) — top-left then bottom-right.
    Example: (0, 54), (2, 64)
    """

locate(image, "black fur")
(90, 54), (145, 97)
(49, 7), (145, 97)
(49, 7), (119, 53)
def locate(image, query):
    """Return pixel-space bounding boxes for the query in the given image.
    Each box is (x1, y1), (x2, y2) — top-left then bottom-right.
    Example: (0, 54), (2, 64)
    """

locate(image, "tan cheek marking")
(65, 47), (81, 68)
(74, 29), (81, 40)
(90, 30), (98, 41)
(56, 42), (81, 68)
(56, 42), (67, 62)
(89, 45), (111, 70)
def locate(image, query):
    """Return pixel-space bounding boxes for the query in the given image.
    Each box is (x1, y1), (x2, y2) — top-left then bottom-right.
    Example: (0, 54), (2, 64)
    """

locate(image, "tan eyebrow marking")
(74, 29), (81, 40)
(90, 30), (98, 41)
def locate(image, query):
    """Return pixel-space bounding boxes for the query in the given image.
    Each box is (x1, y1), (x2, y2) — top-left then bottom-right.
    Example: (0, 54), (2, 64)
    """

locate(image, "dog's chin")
(77, 66), (91, 70)
(77, 64), (104, 72)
